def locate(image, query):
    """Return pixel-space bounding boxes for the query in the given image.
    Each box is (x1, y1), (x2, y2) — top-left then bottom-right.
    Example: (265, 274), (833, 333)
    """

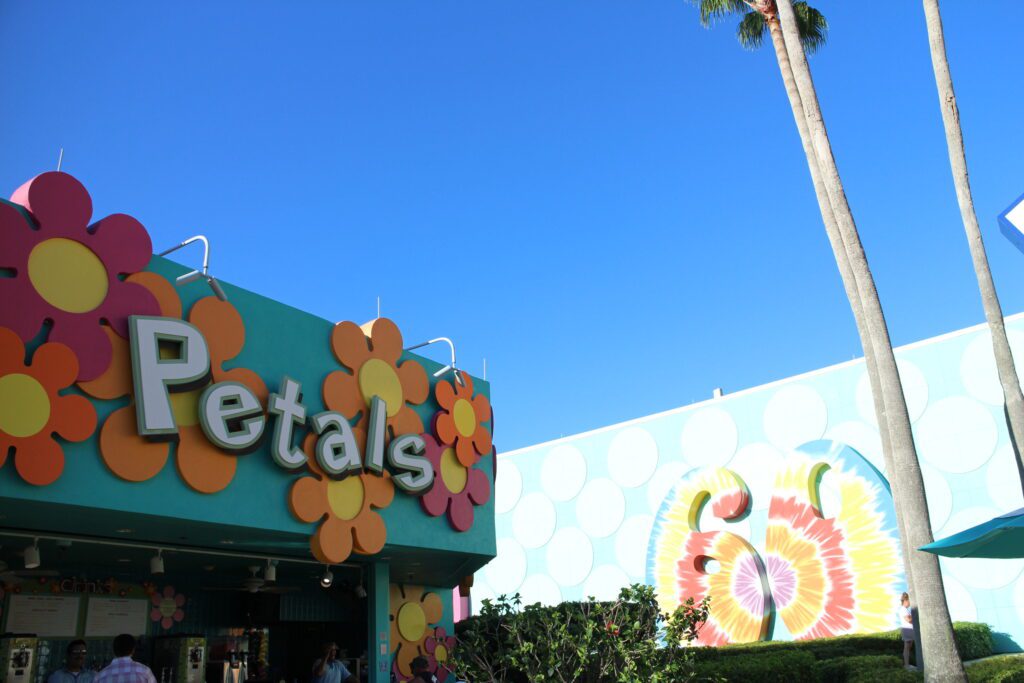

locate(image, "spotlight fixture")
(404, 337), (463, 385)
(150, 549), (165, 575)
(264, 559), (277, 582)
(319, 567), (334, 588)
(355, 584), (367, 599)
(24, 540), (40, 569)
(158, 235), (228, 301)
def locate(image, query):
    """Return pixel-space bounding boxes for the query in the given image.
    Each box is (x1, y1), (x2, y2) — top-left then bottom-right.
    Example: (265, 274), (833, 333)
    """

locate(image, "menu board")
(5, 594), (82, 636)
(85, 597), (149, 637)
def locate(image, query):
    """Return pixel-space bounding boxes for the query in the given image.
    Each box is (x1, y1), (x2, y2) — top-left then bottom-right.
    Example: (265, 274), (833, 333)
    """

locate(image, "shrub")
(966, 655), (1024, 683)
(694, 650), (819, 682)
(955, 622), (995, 661)
(817, 655), (911, 683)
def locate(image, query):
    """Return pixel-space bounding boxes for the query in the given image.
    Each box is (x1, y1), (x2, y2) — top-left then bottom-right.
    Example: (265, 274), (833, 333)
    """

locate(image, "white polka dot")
(1015, 566), (1024, 625)
(512, 492), (557, 549)
(576, 478), (626, 538)
(541, 444), (588, 502)
(960, 330), (1024, 405)
(470, 579), (497, 613)
(939, 508), (1024, 590)
(920, 465), (952, 531)
(728, 442), (784, 511)
(608, 427), (659, 488)
(916, 396), (997, 473)
(764, 384), (828, 451)
(615, 515), (654, 579)
(582, 565), (631, 602)
(647, 462), (690, 513)
(986, 445), (1024, 513)
(680, 408), (738, 467)
(941, 575), (977, 623)
(485, 538), (528, 595)
(546, 528), (594, 587)
(495, 460), (522, 514)
(826, 421), (885, 474)
(856, 359), (929, 425)
(518, 574), (563, 607)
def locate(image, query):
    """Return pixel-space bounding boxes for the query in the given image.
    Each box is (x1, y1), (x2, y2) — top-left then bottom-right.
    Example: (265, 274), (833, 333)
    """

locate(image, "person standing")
(94, 635), (157, 683)
(898, 592), (916, 670)
(408, 657), (436, 683)
(48, 641), (95, 683)
(310, 643), (356, 683)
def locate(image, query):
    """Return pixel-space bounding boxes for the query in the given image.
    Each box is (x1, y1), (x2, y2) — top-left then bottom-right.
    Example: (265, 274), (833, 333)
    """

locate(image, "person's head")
(322, 642), (338, 660)
(66, 640), (87, 670)
(410, 656), (429, 674)
(113, 634), (136, 658)
(901, 592), (910, 607)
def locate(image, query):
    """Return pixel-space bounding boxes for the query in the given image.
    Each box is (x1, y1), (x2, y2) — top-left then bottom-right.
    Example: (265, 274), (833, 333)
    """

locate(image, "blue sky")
(2, 1), (1022, 452)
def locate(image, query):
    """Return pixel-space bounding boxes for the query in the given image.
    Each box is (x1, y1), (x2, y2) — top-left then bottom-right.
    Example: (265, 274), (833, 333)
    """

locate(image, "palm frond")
(794, 2), (828, 54)
(736, 10), (767, 50)
(692, 0), (749, 28)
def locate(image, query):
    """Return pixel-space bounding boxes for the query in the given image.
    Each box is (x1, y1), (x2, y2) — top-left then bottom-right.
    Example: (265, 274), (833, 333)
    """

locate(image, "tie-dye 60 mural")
(648, 441), (904, 644)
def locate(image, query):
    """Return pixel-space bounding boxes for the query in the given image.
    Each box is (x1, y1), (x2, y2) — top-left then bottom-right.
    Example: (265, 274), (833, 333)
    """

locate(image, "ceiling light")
(265, 560), (277, 582)
(219, 540), (234, 545)
(355, 585), (367, 599)
(24, 540), (40, 569)
(158, 235), (228, 301)
(117, 558), (132, 563)
(115, 529), (133, 534)
(150, 549), (164, 575)
(320, 567), (333, 588)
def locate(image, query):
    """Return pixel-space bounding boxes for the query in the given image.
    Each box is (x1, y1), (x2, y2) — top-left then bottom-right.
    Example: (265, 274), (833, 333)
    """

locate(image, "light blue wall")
(484, 314), (1024, 652)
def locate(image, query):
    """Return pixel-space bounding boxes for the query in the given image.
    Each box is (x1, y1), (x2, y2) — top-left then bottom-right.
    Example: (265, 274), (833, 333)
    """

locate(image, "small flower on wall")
(420, 433), (491, 532)
(322, 318), (428, 436)
(151, 586), (186, 629)
(433, 374), (491, 467)
(79, 280), (267, 494)
(289, 435), (395, 564)
(424, 627), (456, 681)
(389, 584), (443, 681)
(1, 172), (160, 381)
(0, 327), (96, 485)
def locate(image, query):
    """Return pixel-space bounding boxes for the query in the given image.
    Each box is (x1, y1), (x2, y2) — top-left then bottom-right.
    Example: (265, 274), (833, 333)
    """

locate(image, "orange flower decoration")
(0, 327), (96, 485)
(322, 318), (428, 437)
(78, 275), (267, 493)
(389, 584), (443, 681)
(434, 374), (492, 467)
(288, 434), (395, 564)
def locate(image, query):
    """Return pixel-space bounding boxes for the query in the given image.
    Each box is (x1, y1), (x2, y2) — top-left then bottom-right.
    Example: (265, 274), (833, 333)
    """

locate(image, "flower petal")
(447, 492), (475, 532)
(352, 510), (387, 555)
(322, 370), (365, 421)
(434, 380), (456, 410)
(99, 405), (169, 482)
(363, 470), (395, 509)
(14, 434), (64, 486)
(471, 391), (491, 424)
(421, 591), (443, 624)
(434, 413), (457, 447)
(175, 424), (237, 494)
(88, 213), (153, 274)
(397, 359), (428, 405)
(454, 436), (479, 468)
(48, 313), (112, 382)
(420, 484), (450, 518)
(312, 515), (353, 565)
(0, 278), (44, 342)
(190, 297), (245, 365)
(0, 327), (25, 374)
(457, 373), (475, 399)
(471, 423), (493, 458)
(289, 475), (328, 524)
(390, 405), (423, 438)
(217, 367), (268, 404)
(51, 394), (97, 442)
(11, 172), (92, 230)
(78, 327), (132, 399)
(0, 201), (35, 266)
(330, 321), (369, 372)
(394, 645), (416, 679)
(128, 271), (182, 318)
(162, 617), (173, 630)
(100, 279), (162, 339)
(31, 341), (78, 389)
(365, 318), (403, 363)
(465, 467), (492, 506)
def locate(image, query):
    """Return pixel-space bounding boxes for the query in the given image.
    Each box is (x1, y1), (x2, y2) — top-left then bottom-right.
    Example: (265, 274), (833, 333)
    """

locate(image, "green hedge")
(966, 655), (1024, 683)
(694, 650), (819, 683)
(817, 655), (916, 683)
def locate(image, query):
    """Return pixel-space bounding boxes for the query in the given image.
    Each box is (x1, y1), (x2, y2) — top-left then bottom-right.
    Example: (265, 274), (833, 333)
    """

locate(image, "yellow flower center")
(326, 476), (365, 521)
(453, 398), (476, 438)
(0, 373), (51, 438)
(434, 644), (448, 663)
(358, 359), (402, 417)
(397, 602), (427, 642)
(159, 597), (177, 618)
(28, 238), (109, 313)
(440, 448), (467, 494)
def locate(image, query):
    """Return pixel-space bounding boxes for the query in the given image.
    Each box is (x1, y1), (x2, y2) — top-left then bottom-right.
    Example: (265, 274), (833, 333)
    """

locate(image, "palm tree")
(922, 0), (1024, 498)
(692, 0), (919, 597)
(772, 1), (966, 679)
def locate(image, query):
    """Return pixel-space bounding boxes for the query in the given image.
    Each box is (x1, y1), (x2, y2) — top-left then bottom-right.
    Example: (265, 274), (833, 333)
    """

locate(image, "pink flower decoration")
(150, 585), (186, 629)
(2, 172), (159, 381)
(424, 627), (456, 680)
(420, 432), (491, 532)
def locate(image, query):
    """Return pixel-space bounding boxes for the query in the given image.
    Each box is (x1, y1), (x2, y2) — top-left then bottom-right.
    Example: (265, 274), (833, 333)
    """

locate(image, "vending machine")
(0, 636), (38, 683)
(151, 635), (206, 683)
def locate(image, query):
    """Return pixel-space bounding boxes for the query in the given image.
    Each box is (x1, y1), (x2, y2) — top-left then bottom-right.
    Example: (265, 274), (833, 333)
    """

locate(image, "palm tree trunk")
(922, 0), (1024, 499)
(774, 1), (966, 680)
(764, 16), (917, 598)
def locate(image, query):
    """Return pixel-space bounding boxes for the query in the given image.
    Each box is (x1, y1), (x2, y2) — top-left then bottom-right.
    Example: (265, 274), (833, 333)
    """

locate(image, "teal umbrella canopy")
(919, 507), (1024, 558)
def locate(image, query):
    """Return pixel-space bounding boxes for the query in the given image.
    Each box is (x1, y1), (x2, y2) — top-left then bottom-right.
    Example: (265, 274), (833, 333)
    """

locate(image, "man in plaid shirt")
(94, 635), (157, 683)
